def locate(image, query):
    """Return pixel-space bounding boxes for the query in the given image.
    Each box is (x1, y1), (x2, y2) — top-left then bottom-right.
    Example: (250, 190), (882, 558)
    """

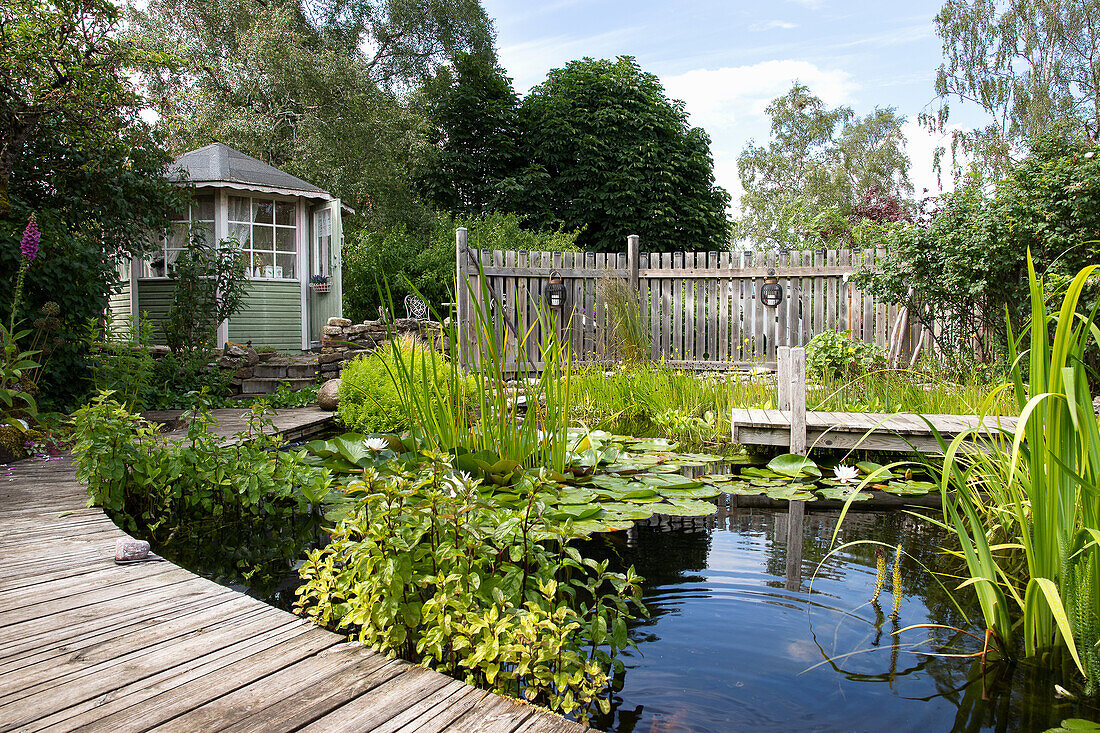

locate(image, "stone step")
(250, 363), (318, 380)
(239, 377), (317, 395)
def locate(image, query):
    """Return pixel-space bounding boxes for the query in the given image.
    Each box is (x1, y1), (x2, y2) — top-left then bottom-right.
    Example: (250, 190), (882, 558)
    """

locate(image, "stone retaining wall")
(319, 317), (450, 378)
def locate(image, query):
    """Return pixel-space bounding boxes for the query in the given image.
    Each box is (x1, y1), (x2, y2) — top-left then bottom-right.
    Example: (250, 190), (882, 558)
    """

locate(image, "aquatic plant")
(295, 457), (645, 721)
(935, 254), (1100, 694)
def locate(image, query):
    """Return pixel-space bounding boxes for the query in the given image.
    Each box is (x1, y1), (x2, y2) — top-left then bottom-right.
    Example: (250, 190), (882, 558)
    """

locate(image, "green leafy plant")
(87, 313), (156, 410)
(71, 394), (335, 587)
(163, 228), (247, 354)
(295, 456), (645, 721)
(806, 329), (887, 381)
(338, 335), (454, 434)
(933, 253), (1100, 695)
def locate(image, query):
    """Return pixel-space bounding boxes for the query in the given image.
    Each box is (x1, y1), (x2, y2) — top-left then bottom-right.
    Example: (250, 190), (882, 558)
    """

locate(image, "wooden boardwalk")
(731, 408), (1020, 453)
(0, 408), (585, 733)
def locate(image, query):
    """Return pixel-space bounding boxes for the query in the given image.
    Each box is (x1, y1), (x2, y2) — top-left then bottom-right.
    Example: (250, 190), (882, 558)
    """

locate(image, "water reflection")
(588, 500), (1100, 733)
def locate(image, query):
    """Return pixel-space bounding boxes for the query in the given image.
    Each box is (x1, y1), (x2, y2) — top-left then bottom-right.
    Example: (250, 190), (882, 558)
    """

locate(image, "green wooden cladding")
(228, 281), (303, 351)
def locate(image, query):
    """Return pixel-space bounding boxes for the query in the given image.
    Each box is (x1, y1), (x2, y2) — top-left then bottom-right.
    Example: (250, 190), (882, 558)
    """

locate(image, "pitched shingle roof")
(171, 143), (330, 197)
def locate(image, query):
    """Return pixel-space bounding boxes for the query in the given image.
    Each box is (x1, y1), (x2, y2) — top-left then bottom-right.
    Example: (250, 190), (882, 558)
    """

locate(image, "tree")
(415, 51), (525, 216)
(736, 83), (912, 248)
(516, 57), (730, 253)
(927, 0), (1100, 179)
(861, 125), (1100, 364)
(1, 0), (184, 408)
(128, 0), (493, 229)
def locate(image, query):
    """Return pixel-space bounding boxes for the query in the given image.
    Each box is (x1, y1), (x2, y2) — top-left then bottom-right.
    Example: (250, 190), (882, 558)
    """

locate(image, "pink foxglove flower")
(20, 215), (40, 261)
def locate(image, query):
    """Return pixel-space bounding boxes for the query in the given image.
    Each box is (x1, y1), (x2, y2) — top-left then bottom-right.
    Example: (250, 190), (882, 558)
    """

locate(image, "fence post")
(777, 345), (791, 411)
(455, 227), (468, 368)
(627, 234), (640, 291)
(789, 346), (807, 455)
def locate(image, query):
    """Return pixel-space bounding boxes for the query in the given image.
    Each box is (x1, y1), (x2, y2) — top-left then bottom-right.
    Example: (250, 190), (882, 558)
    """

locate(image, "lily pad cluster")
(302, 432), (941, 538)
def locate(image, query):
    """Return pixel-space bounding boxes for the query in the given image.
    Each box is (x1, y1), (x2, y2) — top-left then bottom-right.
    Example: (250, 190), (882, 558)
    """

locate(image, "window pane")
(275, 201), (295, 226)
(229, 222), (250, 249)
(165, 248), (182, 277)
(276, 253), (295, 279)
(229, 196), (250, 223)
(254, 250), (274, 278)
(193, 194), (215, 222)
(167, 222), (188, 249)
(276, 228), (295, 252)
(253, 199), (274, 225)
(190, 222), (215, 247)
(253, 226), (273, 252)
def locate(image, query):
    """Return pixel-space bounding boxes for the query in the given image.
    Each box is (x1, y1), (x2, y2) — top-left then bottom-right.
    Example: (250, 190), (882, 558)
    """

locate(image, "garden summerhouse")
(111, 143), (346, 351)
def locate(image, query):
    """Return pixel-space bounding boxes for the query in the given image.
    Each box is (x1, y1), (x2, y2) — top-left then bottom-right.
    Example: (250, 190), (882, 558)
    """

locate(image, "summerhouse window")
(228, 195), (297, 280)
(139, 194), (215, 278)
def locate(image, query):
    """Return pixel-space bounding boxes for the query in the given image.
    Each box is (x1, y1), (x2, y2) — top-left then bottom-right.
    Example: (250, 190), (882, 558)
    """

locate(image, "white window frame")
(227, 193), (301, 282)
(138, 194), (216, 279)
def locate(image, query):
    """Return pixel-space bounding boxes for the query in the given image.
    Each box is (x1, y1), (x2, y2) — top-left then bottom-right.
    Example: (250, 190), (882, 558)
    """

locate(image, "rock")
(115, 538), (150, 562)
(234, 366), (253, 379)
(319, 351), (346, 364)
(1094, 396), (1100, 415)
(327, 317), (352, 327)
(223, 342), (260, 366)
(321, 325), (344, 337)
(317, 378), (341, 411)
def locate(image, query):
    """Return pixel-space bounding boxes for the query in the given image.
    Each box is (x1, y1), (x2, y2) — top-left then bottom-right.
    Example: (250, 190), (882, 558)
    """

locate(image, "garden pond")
(149, 433), (1100, 732)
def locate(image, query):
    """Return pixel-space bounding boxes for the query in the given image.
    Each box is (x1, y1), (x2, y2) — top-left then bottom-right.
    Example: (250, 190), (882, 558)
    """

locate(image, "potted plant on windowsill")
(309, 274), (330, 294)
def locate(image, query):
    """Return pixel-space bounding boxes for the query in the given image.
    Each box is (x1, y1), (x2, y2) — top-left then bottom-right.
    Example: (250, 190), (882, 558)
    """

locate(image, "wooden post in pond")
(785, 345), (808, 588)
(777, 346), (791, 411)
(788, 347), (807, 456)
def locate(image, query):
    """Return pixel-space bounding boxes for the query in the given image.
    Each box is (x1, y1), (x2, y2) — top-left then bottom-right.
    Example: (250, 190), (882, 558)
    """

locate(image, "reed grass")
(933, 253), (1100, 694)
(376, 273), (574, 472)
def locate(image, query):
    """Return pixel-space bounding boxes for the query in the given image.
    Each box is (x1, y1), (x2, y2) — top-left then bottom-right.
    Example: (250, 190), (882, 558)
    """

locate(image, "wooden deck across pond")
(730, 408), (1020, 453)
(0, 407), (586, 733)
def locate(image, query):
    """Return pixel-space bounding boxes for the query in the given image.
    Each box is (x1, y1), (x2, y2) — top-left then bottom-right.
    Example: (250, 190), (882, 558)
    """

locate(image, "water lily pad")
(636, 473), (703, 490)
(661, 499), (718, 517)
(816, 486), (872, 501)
(658, 485), (723, 499)
(881, 480), (937, 496)
(856, 461), (897, 480)
(765, 486), (817, 501)
(589, 474), (634, 491)
(556, 487), (597, 505)
(767, 454), (822, 479)
(741, 467), (784, 479)
(626, 438), (678, 452)
(551, 504), (602, 520)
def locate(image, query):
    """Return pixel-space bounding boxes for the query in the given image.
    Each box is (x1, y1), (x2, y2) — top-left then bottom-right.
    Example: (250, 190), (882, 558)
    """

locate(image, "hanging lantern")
(760, 267), (783, 307)
(545, 270), (566, 310)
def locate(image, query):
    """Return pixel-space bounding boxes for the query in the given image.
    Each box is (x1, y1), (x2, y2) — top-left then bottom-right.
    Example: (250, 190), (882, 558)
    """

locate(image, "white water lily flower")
(833, 465), (859, 484)
(365, 437), (389, 452)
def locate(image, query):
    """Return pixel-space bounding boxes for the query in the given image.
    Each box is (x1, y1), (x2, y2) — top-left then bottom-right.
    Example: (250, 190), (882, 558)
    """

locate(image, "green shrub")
(88, 314), (157, 409)
(295, 458), (644, 721)
(72, 394), (334, 588)
(337, 337), (450, 434)
(806, 330), (886, 381)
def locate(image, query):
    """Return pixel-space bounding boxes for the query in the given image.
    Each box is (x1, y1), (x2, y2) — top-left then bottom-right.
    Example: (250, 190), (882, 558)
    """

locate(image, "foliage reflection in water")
(585, 505), (1100, 733)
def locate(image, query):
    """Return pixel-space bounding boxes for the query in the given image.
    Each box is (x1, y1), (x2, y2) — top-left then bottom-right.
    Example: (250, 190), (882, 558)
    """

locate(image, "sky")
(482, 0), (984, 213)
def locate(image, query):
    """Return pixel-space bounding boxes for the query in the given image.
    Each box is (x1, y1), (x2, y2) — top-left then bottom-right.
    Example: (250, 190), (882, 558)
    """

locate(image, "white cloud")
(749, 20), (798, 31)
(662, 60), (857, 135)
(662, 60), (857, 214)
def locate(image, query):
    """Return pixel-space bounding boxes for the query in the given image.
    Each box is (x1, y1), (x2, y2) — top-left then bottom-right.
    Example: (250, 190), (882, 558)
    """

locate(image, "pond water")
(585, 504), (1100, 732)
(151, 482), (1100, 732)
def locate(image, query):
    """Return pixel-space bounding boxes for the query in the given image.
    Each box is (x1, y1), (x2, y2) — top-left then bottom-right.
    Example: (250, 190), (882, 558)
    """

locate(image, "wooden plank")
(800, 250), (812, 346)
(862, 249), (875, 347)
(718, 251), (730, 362)
(672, 251), (684, 360)
(837, 249), (850, 331)
(764, 250), (777, 362)
(26, 620), (322, 732)
(695, 253), (706, 361)
(826, 248), (837, 332)
(504, 249), (517, 373)
(813, 249), (825, 339)
(637, 265), (856, 277)
(789, 347), (807, 455)
(296, 665), (462, 733)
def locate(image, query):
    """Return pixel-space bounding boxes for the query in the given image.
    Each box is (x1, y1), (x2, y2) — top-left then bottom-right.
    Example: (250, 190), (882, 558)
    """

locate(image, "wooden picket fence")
(454, 229), (923, 373)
